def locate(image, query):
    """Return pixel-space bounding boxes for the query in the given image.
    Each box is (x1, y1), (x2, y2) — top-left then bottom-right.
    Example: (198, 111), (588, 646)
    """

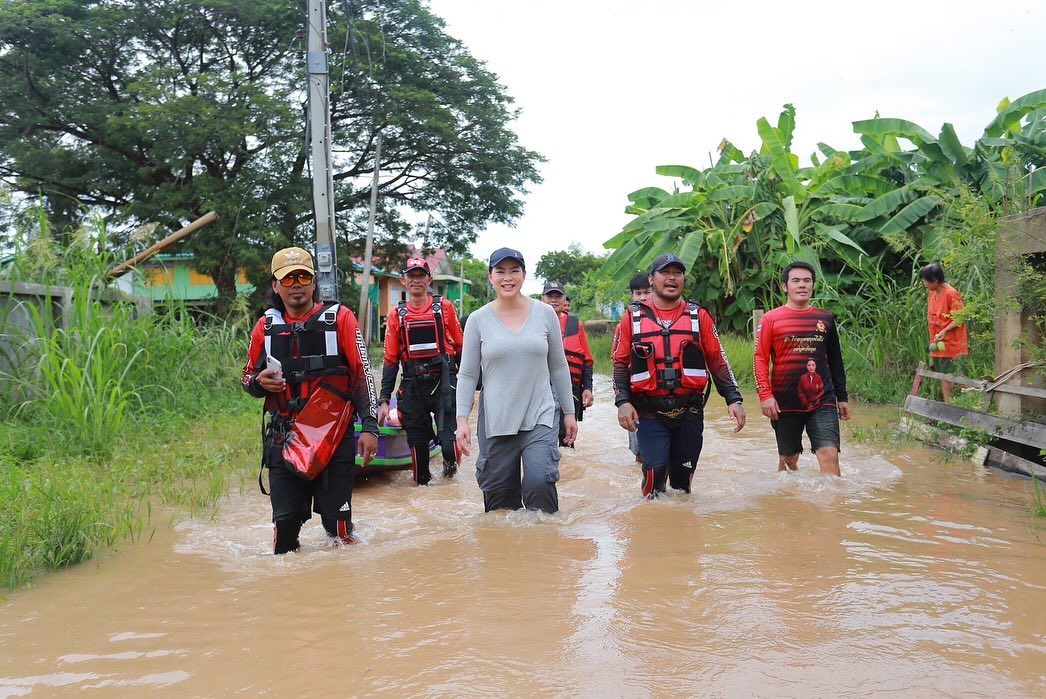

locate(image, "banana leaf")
(655, 165), (703, 186)
(878, 195), (940, 236)
(854, 185), (919, 222)
(707, 184), (756, 202)
(782, 195), (800, 247)
(814, 222), (868, 256)
(938, 123), (969, 166)
(852, 117), (935, 146)
(983, 88), (1046, 138)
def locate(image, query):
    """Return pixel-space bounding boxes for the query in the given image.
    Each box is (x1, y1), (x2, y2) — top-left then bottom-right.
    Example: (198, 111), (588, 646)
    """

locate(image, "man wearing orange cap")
(241, 247), (378, 553)
(378, 257), (464, 485)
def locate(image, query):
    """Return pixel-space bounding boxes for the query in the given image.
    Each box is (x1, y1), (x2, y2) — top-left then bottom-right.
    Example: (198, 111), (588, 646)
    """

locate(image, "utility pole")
(307, 0), (337, 302)
(357, 129), (382, 342)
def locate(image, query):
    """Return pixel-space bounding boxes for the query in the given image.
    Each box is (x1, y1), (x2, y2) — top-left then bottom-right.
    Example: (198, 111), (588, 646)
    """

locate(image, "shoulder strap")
(564, 313), (580, 337)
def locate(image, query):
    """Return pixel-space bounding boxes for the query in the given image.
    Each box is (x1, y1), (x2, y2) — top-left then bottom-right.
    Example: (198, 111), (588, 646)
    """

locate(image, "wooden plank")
(915, 368), (985, 388)
(989, 383), (1046, 400)
(909, 361), (925, 396)
(903, 395), (1046, 450)
(984, 446), (1046, 479)
(915, 367), (1046, 399)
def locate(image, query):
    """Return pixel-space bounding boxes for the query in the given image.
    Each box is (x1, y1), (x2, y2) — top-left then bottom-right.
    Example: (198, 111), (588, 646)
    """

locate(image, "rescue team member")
(615, 272), (652, 465)
(920, 262), (968, 403)
(754, 261), (850, 477)
(613, 254), (746, 498)
(540, 280), (594, 447)
(455, 247), (577, 513)
(378, 257), (464, 485)
(242, 247), (378, 554)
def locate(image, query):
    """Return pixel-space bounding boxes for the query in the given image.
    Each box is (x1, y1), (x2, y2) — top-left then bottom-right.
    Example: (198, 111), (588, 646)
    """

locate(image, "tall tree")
(0, 0), (542, 303)
(534, 242), (608, 286)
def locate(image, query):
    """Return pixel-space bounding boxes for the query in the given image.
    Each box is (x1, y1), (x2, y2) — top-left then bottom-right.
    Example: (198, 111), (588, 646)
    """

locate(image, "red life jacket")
(628, 301), (708, 396)
(263, 303), (350, 414)
(263, 303), (353, 481)
(561, 313), (585, 388)
(397, 295), (449, 378)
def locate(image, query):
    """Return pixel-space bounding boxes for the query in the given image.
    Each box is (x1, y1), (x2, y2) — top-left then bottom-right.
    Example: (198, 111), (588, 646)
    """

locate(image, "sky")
(424, 0), (1045, 293)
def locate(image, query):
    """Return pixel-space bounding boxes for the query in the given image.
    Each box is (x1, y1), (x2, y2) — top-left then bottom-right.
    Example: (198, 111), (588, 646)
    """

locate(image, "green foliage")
(603, 93), (1044, 335)
(0, 0), (542, 299)
(1032, 476), (1046, 519)
(449, 254), (495, 314)
(535, 243), (609, 288)
(600, 93), (1045, 403)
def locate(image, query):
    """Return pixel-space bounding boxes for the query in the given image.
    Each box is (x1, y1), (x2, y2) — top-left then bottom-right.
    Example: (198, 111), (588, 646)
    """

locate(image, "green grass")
(1033, 476), (1046, 519)
(0, 239), (261, 589)
(0, 405), (258, 590)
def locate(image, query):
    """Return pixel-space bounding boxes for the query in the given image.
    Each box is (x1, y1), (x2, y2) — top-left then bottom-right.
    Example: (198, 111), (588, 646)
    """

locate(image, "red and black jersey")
(753, 305), (848, 413)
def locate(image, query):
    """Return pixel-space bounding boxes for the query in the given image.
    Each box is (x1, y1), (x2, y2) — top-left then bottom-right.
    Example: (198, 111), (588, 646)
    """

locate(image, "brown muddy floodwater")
(2, 376), (1045, 697)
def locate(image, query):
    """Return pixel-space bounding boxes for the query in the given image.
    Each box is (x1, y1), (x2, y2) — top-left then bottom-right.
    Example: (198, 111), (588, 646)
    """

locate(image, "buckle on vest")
(292, 321), (307, 332)
(321, 309), (337, 325)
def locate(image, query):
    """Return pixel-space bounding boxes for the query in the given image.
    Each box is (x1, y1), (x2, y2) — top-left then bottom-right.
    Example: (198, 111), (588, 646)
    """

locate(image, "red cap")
(402, 257), (430, 274)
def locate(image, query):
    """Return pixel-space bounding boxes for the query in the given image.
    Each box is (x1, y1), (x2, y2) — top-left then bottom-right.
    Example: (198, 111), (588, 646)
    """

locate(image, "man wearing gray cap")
(612, 253), (746, 498)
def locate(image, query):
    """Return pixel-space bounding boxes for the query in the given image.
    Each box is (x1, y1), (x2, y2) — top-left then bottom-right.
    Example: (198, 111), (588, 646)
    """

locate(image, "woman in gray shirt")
(455, 247), (577, 513)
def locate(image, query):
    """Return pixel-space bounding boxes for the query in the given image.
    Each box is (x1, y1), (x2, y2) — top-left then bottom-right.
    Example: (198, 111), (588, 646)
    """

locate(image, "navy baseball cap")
(542, 281), (565, 295)
(649, 253), (686, 273)
(488, 247), (525, 270)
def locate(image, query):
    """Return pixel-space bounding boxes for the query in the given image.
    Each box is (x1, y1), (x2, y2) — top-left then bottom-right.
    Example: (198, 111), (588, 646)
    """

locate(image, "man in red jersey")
(612, 254), (746, 498)
(541, 280), (594, 447)
(242, 247), (378, 553)
(754, 261), (850, 476)
(378, 257), (464, 484)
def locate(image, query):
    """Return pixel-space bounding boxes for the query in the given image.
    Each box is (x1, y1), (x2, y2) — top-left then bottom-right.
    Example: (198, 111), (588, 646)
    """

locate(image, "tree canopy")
(534, 242), (608, 287)
(0, 0), (542, 301)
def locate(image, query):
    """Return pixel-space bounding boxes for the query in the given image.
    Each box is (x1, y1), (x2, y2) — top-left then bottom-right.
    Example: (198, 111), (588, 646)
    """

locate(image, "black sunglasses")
(278, 272), (315, 287)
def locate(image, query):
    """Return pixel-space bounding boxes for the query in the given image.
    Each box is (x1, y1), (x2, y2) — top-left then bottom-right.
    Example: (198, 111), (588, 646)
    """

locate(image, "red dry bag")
(283, 382), (354, 480)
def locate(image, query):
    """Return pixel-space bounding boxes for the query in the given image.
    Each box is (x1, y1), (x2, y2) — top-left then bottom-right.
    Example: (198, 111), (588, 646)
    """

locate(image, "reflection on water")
(1, 376), (1044, 697)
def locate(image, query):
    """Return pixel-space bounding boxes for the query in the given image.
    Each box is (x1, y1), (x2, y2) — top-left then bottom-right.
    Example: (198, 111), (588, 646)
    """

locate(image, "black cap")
(542, 281), (565, 295)
(649, 253), (686, 273)
(488, 247), (525, 270)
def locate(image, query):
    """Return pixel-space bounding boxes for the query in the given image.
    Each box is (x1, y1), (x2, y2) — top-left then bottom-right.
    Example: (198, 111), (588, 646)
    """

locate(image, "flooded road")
(2, 376), (1045, 697)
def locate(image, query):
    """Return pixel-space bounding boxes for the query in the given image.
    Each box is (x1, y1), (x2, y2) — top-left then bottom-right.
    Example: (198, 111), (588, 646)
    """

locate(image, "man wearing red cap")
(241, 247), (378, 553)
(613, 253), (746, 498)
(379, 257), (464, 485)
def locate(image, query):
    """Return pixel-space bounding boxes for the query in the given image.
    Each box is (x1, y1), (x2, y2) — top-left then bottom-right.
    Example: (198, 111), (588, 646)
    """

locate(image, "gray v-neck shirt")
(456, 299), (575, 438)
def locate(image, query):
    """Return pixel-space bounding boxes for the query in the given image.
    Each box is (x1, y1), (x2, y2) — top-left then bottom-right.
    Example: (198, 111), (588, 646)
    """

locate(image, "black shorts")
(267, 431), (356, 524)
(930, 356), (959, 373)
(771, 404), (840, 456)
